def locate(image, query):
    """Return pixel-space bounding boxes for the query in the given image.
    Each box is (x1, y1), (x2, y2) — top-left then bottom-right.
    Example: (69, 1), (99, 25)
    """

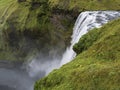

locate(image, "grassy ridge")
(34, 18), (120, 90)
(78, 19), (120, 60)
(0, 0), (30, 61)
(0, 0), (18, 28)
(49, 0), (120, 11)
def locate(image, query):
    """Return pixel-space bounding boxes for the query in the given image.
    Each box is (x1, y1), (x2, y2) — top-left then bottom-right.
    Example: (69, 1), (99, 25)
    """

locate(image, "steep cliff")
(1, 0), (120, 89)
(0, 0), (75, 62)
(34, 18), (120, 90)
(1, 0), (120, 62)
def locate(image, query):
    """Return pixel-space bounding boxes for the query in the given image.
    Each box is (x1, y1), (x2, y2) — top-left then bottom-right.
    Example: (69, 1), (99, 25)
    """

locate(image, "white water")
(60, 11), (120, 65)
(1, 11), (120, 90)
(27, 11), (120, 78)
(19, 11), (120, 90)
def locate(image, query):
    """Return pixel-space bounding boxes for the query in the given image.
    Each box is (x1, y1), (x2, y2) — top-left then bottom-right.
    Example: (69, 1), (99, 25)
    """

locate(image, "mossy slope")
(49, 0), (120, 11)
(34, 18), (120, 90)
(0, 0), (74, 61)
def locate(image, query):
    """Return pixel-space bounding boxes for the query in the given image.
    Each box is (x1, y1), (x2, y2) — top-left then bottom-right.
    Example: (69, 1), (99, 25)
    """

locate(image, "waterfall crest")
(60, 11), (120, 65)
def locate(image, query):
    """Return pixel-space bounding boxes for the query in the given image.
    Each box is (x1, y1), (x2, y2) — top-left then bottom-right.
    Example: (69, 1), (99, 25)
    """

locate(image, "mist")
(25, 52), (62, 80)
(25, 11), (120, 89)
(0, 67), (34, 90)
(1, 11), (120, 90)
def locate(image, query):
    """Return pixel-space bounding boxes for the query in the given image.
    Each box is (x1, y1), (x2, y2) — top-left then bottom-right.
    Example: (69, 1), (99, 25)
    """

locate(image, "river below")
(0, 61), (34, 90)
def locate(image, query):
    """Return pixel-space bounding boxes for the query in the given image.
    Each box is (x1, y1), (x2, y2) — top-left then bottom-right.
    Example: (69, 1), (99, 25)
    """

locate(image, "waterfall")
(60, 11), (120, 65)
(1, 11), (120, 90)
(26, 11), (120, 79)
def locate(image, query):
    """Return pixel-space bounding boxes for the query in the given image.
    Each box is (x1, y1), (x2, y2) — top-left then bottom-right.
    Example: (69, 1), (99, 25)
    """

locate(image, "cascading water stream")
(1, 11), (119, 90)
(60, 11), (120, 65)
(27, 11), (120, 78)
(27, 11), (120, 81)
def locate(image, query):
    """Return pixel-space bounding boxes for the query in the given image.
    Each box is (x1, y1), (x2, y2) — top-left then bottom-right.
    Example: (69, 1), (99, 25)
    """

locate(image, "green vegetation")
(0, 0), (74, 61)
(34, 18), (120, 90)
(1, 0), (120, 89)
(73, 28), (100, 54)
(1, 0), (120, 62)
(49, 0), (120, 11)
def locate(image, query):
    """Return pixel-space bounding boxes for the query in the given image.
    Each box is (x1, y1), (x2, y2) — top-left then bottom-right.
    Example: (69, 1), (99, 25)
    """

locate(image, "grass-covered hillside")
(34, 18), (120, 90)
(0, 0), (74, 62)
(49, 0), (120, 11)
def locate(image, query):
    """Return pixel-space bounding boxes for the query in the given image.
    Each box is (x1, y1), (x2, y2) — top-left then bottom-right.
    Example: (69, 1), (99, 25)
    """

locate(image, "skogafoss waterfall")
(2, 11), (119, 90)
(27, 11), (120, 82)
(60, 11), (120, 65)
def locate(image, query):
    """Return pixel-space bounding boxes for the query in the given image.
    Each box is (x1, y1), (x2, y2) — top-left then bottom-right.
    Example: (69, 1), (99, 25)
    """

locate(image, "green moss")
(34, 18), (120, 90)
(49, 0), (120, 11)
(0, 0), (74, 62)
(73, 28), (101, 54)
(0, 0), (18, 28)
(79, 19), (120, 60)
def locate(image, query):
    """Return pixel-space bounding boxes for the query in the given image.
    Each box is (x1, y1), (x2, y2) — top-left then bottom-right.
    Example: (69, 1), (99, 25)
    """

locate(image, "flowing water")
(60, 11), (120, 65)
(0, 11), (120, 90)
